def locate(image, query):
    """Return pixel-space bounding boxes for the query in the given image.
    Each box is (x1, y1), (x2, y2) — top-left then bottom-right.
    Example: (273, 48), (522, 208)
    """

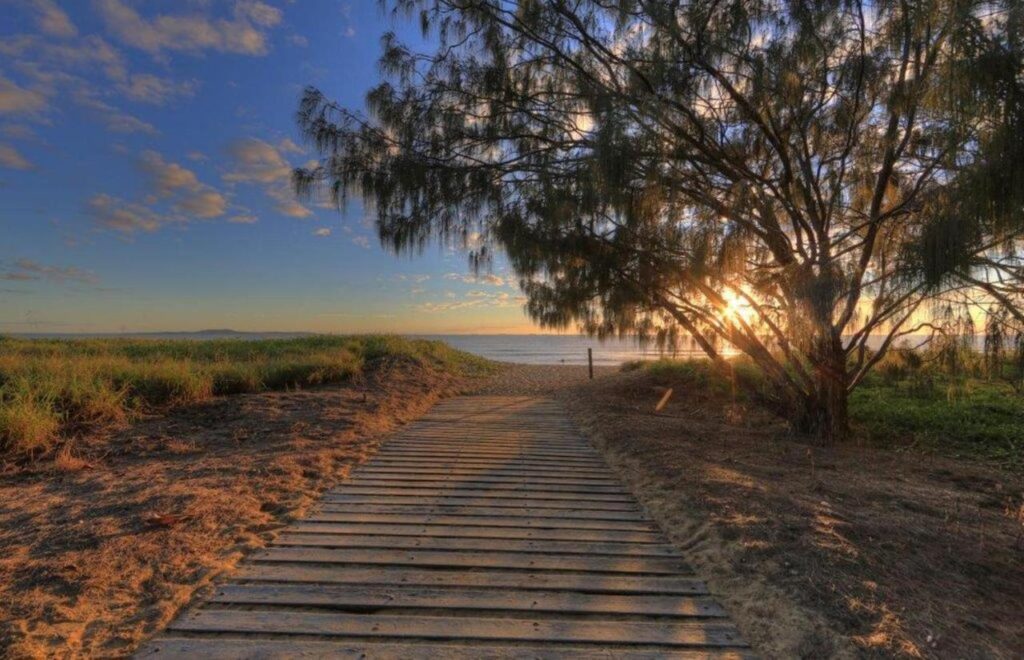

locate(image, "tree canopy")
(295, 0), (1024, 441)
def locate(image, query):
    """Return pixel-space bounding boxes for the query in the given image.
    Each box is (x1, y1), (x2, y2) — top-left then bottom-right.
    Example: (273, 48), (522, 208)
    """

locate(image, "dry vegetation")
(0, 336), (491, 657)
(0, 335), (488, 460)
(559, 363), (1024, 659)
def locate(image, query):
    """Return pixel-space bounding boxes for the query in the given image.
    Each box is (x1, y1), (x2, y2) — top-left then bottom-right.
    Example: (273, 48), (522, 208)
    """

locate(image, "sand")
(0, 357), (463, 658)
(3, 360), (1021, 658)
(555, 367), (1024, 659)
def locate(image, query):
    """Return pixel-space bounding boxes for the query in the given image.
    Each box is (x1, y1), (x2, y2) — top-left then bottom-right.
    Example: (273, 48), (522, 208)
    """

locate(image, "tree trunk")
(799, 336), (851, 444)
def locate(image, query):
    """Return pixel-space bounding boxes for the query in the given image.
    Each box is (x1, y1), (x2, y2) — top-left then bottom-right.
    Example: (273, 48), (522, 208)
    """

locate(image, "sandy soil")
(555, 367), (1024, 659)
(4, 360), (1021, 658)
(0, 357), (465, 658)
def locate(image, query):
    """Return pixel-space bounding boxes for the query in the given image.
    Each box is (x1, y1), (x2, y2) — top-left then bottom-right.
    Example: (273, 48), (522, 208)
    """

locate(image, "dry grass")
(560, 368), (1024, 659)
(0, 335), (490, 458)
(0, 354), (482, 657)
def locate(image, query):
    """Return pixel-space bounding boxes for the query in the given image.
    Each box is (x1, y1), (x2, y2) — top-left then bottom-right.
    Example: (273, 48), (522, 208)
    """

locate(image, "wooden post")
(588, 348), (594, 379)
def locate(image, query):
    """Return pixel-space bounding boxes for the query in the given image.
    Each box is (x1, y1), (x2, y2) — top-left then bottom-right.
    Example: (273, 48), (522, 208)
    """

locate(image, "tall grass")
(0, 335), (491, 457)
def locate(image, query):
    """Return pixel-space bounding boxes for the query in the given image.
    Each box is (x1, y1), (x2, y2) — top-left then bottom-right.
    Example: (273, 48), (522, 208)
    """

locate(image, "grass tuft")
(0, 334), (492, 458)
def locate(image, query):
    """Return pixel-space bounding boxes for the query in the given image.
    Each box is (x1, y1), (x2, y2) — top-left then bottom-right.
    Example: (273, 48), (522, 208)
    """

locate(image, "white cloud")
(0, 144), (33, 170)
(313, 227), (331, 237)
(95, 0), (283, 57)
(224, 137), (312, 218)
(351, 235), (371, 249)
(228, 213), (257, 224)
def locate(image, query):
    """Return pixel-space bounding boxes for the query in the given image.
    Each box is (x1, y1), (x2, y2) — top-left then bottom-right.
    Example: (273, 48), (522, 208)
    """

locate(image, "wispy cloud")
(27, 0), (78, 38)
(87, 193), (165, 233)
(442, 272), (515, 287)
(88, 150), (232, 233)
(1, 258), (98, 285)
(119, 74), (197, 105)
(351, 235), (371, 249)
(415, 289), (524, 313)
(0, 75), (48, 115)
(140, 150), (227, 218)
(313, 227), (331, 237)
(73, 88), (158, 134)
(224, 137), (312, 218)
(0, 144), (33, 170)
(95, 0), (283, 57)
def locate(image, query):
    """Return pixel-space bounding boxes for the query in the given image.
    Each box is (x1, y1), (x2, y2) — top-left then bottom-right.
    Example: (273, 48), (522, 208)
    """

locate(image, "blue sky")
(0, 0), (537, 334)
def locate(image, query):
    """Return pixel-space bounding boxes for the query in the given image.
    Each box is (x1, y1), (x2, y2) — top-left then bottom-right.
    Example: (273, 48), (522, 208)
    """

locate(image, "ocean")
(10, 331), (688, 366)
(420, 334), (697, 366)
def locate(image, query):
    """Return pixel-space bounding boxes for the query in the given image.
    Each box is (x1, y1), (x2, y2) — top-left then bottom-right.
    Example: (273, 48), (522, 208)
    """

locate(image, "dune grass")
(0, 335), (492, 457)
(623, 355), (1024, 468)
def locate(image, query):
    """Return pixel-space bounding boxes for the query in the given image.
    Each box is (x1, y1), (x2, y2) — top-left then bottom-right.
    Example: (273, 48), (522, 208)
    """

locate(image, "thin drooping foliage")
(295, 0), (1024, 441)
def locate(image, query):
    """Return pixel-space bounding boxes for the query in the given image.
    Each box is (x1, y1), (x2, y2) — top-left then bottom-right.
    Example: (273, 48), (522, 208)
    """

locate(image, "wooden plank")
(351, 473), (619, 486)
(210, 583), (726, 616)
(138, 638), (752, 659)
(254, 546), (688, 574)
(367, 456), (603, 466)
(315, 504), (649, 522)
(171, 610), (745, 647)
(321, 495), (639, 511)
(234, 564), (709, 595)
(336, 482), (627, 494)
(335, 480), (626, 491)
(273, 533), (678, 557)
(144, 394), (747, 656)
(306, 511), (659, 531)
(375, 447), (600, 460)
(354, 467), (615, 480)
(288, 522), (663, 543)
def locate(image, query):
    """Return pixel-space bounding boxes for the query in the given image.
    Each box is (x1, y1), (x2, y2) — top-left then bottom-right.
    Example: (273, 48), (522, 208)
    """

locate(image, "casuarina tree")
(295, 0), (1024, 442)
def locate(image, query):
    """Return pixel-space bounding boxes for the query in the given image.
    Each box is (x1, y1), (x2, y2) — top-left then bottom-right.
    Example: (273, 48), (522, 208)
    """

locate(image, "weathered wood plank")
(288, 521), (663, 543)
(233, 564), (707, 594)
(335, 480), (626, 491)
(305, 511), (659, 531)
(209, 583), (725, 616)
(171, 610), (745, 647)
(254, 546), (689, 574)
(354, 467), (616, 480)
(315, 504), (649, 522)
(138, 638), (753, 659)
(321, 495), (639, 511)
(273, 533), (677, 557)
(375, 446), (599, 458)
(143, 395), (747, 657)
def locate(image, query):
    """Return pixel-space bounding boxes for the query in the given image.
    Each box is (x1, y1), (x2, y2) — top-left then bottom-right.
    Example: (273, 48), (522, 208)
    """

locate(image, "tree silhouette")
(296, 0), (1024, 442)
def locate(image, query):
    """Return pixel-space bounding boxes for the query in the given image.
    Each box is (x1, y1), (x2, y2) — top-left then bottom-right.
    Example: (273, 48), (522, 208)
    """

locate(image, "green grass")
(623, 357), (1024, 468)
(0, 335), (493, 457)
(850, 379), (1024, 466)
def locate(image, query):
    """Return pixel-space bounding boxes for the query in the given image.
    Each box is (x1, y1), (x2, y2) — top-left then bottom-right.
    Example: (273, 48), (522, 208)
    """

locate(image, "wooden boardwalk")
(139, 396), (750, 658)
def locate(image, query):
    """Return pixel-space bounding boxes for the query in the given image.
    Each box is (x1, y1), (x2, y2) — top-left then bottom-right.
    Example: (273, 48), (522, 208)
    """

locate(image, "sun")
(720, 288), (756, 324)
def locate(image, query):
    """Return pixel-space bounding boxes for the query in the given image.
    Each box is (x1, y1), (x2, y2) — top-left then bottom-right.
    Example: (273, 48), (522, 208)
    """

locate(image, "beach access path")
(138, 395), (750, 658)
